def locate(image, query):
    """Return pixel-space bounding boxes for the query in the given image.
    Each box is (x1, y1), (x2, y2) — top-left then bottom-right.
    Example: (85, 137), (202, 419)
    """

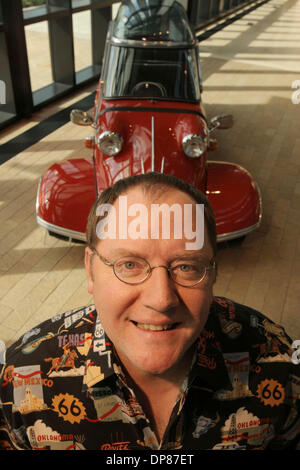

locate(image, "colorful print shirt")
(0, 297), (299, 450)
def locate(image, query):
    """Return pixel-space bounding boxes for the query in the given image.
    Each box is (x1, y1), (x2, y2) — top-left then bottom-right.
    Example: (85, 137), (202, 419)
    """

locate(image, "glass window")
(0, 32), (16, 126)
(22, 0), (46, 7)
(72, 10), (92, 73)
(72, 0), (91, 8)
(22, 0), (47, 18)
(24, 21), (52, 92)
(112, 2), (121, 20)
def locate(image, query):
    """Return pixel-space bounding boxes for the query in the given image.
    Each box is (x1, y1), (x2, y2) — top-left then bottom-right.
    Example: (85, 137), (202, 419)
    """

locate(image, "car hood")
(94, 100), (208, 193)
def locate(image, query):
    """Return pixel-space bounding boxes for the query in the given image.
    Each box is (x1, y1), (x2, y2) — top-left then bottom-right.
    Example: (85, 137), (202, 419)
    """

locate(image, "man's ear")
(85, 247), (94, 294)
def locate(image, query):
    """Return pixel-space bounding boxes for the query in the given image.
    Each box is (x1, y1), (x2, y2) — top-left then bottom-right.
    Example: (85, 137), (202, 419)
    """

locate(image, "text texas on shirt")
(0, 297), (299, 450)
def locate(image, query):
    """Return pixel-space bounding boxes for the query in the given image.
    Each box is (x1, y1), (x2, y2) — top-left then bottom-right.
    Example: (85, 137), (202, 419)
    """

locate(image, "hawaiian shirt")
(0, 297), (299, 450)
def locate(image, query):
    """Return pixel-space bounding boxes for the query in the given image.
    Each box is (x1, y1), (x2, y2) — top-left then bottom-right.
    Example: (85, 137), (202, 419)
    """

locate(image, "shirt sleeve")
(214, 298), (300, 451)
(267, 360), (300, 450)
(258, 328), (300, 450)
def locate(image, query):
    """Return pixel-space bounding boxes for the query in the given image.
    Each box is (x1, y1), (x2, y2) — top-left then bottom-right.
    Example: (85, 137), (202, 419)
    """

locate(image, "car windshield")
(102, 45), (201, 102)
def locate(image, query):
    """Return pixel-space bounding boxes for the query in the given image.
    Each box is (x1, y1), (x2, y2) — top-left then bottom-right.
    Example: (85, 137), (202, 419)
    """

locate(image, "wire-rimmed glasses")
(92, 248), (215, 287)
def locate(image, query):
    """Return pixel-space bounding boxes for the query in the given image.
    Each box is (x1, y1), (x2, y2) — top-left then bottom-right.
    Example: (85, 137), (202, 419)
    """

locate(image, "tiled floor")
(0, 0), (300, 347)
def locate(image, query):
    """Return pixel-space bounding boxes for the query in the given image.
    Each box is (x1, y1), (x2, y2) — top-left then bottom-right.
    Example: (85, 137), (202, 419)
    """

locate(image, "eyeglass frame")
(91, 247), (216, 287)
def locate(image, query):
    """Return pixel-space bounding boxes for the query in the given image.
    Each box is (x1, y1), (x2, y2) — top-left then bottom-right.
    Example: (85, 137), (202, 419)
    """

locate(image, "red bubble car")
(36, 0), (262, 243)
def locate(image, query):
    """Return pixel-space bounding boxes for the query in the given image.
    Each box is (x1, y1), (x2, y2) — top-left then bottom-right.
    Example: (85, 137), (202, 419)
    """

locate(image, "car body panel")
(206, 161), (262, 240)
(37, 158), (261, 243)
(37, 158), (96, 239)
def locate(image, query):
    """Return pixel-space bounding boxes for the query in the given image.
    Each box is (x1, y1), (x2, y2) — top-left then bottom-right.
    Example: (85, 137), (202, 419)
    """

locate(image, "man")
(0, 172), (299, 450)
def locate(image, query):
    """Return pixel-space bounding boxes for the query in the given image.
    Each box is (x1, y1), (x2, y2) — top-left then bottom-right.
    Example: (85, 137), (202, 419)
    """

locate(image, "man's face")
(85, 186), (215, 379)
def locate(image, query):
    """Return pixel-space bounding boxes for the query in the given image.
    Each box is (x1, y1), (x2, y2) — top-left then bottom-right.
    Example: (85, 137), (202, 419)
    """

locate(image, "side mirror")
(70, 109), (94, 126)
(209, 114), (234, 132)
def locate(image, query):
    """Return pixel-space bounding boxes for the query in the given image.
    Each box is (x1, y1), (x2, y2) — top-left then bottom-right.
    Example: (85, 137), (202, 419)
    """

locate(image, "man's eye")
(172, 261), (205, 278)
(115, 258), (146, 278)
(115, 259), (144, 272)
(124, 261), (135, 270)
(172, 260), (198, 269)
(178, 264), (196, 272)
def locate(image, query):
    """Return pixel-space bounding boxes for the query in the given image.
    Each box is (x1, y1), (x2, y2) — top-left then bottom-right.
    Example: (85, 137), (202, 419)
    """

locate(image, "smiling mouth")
(131, 321), (179, 331)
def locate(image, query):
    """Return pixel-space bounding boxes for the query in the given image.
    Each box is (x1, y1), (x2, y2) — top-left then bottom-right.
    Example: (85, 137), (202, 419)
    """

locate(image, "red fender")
(36, 158), (96, 240)
(206, 161), (262, 242)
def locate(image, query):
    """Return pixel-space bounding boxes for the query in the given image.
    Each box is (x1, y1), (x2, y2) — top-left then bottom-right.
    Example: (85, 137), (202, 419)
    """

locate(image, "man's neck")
(115, 345), (195, 395)
(114, 347), (195, 442)
(123, 368), (187, 444)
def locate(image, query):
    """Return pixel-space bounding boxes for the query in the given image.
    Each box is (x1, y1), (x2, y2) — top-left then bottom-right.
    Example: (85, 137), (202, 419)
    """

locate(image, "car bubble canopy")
(102, 1), (202, 101)
(112, 0), (195, 45)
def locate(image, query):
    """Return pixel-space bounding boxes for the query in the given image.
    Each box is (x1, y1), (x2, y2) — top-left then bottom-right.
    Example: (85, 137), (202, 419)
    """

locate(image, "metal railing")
(188, 0), (267, 32)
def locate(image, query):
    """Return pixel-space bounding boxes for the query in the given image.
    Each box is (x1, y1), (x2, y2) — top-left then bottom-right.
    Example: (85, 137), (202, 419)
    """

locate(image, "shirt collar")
(82, 317), (121, 390)
(188, 313), (232, 392)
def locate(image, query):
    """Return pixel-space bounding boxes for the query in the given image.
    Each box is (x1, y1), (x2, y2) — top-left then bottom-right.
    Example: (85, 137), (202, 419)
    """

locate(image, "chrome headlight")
(97, 131), (123, 156)
(182, 134), (206, 158)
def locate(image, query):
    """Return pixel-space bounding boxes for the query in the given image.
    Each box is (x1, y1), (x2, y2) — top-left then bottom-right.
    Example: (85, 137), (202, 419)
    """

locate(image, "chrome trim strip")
(141, 158), (145, 174)
(35, 177), (42, 214)
(216, 222), (261, 243)
(37, 216), (261, 244)
(37, 215), (260, 244)
(160, 157), (165, 174)
(36, 217), (261, 245)
(110, 37), (195, 48)
(96, 106), (207, 123)
(151, 116), (155, 172)
(255, 181), (263, 224)
(36, 216), (86, 242)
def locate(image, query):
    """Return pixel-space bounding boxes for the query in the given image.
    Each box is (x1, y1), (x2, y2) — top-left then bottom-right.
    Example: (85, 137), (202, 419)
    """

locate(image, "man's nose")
(140, 266), (180, 312)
